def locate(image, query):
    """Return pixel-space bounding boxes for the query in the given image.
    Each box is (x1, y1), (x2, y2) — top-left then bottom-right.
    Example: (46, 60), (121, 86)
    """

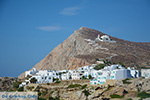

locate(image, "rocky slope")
(0, 77), (18, 91)
(19, 27), (150, 78)
(25, 77), (150, 100)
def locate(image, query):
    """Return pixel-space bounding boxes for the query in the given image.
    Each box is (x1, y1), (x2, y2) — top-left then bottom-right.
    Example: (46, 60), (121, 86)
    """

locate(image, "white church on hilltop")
(95, 35), (116, 43)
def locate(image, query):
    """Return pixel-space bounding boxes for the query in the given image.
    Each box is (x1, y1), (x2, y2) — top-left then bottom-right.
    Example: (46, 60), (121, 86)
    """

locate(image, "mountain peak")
(79, 26), (90, 30)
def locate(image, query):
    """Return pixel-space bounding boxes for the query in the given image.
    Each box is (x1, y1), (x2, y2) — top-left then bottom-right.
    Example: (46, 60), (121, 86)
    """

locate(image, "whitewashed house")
(95, 35), (116, 43)
(90, 65), (140, 85)
(128, 67), (141, 78)
(25, 68), (38, 77)
(61, 70), (72, 80)
(90, 70), (107, 85)
(91, 70), (98, 79)
(19, 82), (27, 87)
(61, 73), (68, 80)
(78, 66), (92, 79)
(141, 69), (150, 78)
(70, 70), (80, 80)
(30, 71), (54, 83)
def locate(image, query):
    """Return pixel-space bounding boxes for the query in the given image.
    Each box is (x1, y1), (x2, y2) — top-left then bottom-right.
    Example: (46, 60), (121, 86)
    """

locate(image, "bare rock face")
(19, 27), (150, 78)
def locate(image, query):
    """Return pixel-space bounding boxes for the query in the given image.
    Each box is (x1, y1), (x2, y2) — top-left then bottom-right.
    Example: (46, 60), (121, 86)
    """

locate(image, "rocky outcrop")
(0, 77), (18, 91)
(22, 77), (150, 100)
(19, 27), (150, 79)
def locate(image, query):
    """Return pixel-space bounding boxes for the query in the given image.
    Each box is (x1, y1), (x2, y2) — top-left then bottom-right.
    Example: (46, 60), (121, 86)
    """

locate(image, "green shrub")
(42, 91), (47, 96)
(82, 90), (90, 97)
(17, 87), (24, 91)
(119, 62), (125, 67)
(122, 78), (132, 84)
(13, 82), (21, 88)
(26, 86), (34, 90)
(38, 92), (42, 96)
(81, 84), (87, 89)
(49, 96), (54, 100)
(103, 60), (111, 66)
(110, 94), (124, 98)
(30, 77), (37, 83)
(88, 75), (92, 80)
(69, 75), (72, 80)
(126, 98), (133, 100)
(95, 58), (100, 61)
(67, 84), (81, 88)
(50, 91), (54, 94)
(38, 97), (46, 100)
(137, 91), (150, 99)
(81, 76), (87, 80)
(47, 83), (50, 85)
(94, 64), (105, 70)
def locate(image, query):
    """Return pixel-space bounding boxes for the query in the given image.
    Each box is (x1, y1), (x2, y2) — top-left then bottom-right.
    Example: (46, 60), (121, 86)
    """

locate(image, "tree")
(69, 75), (72, 80)
(17, 87), (24, 91)
(103, 60), (111, 66)
(119, 62), (125, 67)
(13, 82), (21, 88)
(30, 77), (37, 83)
(95, 58), (100, 61)
(82, 89), (90, 100)
(88, 75), (92, 80)
(94, 64), (105, 70)
(53, 78), (60, 83)
(81, 76), (87, 80)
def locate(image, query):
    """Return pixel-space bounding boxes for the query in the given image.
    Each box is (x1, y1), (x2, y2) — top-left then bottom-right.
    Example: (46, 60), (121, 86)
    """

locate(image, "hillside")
(19, 27), (150, 78)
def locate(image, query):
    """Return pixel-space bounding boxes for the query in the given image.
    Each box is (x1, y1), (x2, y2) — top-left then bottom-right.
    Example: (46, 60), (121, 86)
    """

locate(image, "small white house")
(30, 74), (53, 84)
(70, 70), (80, 80)
(90, 65), (140, 85)
(95, 35), (116, 43)
(61, 73), (68, 80)
(141, 69), (150, 78)
(19, 82), (27, 87)
(96, 61), (104, 64)
(100, 35), (111, 41)
(25, 68), (38, 77)
(128, 67), (141, 78)
(91, 70), (98, 79)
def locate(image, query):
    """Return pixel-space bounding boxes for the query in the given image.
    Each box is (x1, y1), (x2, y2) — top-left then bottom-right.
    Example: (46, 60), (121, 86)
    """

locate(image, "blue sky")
(0, 0), (150, 77)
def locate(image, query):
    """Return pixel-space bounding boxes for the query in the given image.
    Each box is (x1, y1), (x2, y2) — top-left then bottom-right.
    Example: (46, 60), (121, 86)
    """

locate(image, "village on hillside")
(19, 60), (149, 88)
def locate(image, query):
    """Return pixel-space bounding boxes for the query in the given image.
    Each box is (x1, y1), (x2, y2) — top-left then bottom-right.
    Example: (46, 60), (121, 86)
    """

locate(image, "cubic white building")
(71, 70), (80, 80)
(25, 68), (38, 77)
(90, 65), (140, 85)
(95, 35), (116, 43)
(141, 69), (150, 78)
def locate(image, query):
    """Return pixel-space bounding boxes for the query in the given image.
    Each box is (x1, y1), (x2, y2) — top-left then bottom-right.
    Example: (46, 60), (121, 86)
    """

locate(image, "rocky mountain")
(19, 27), (150, 78)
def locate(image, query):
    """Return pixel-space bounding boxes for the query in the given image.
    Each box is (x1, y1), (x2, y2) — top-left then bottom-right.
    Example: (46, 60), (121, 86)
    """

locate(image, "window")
(98, 72), (103, 75)
(111, 76), (115, 79)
